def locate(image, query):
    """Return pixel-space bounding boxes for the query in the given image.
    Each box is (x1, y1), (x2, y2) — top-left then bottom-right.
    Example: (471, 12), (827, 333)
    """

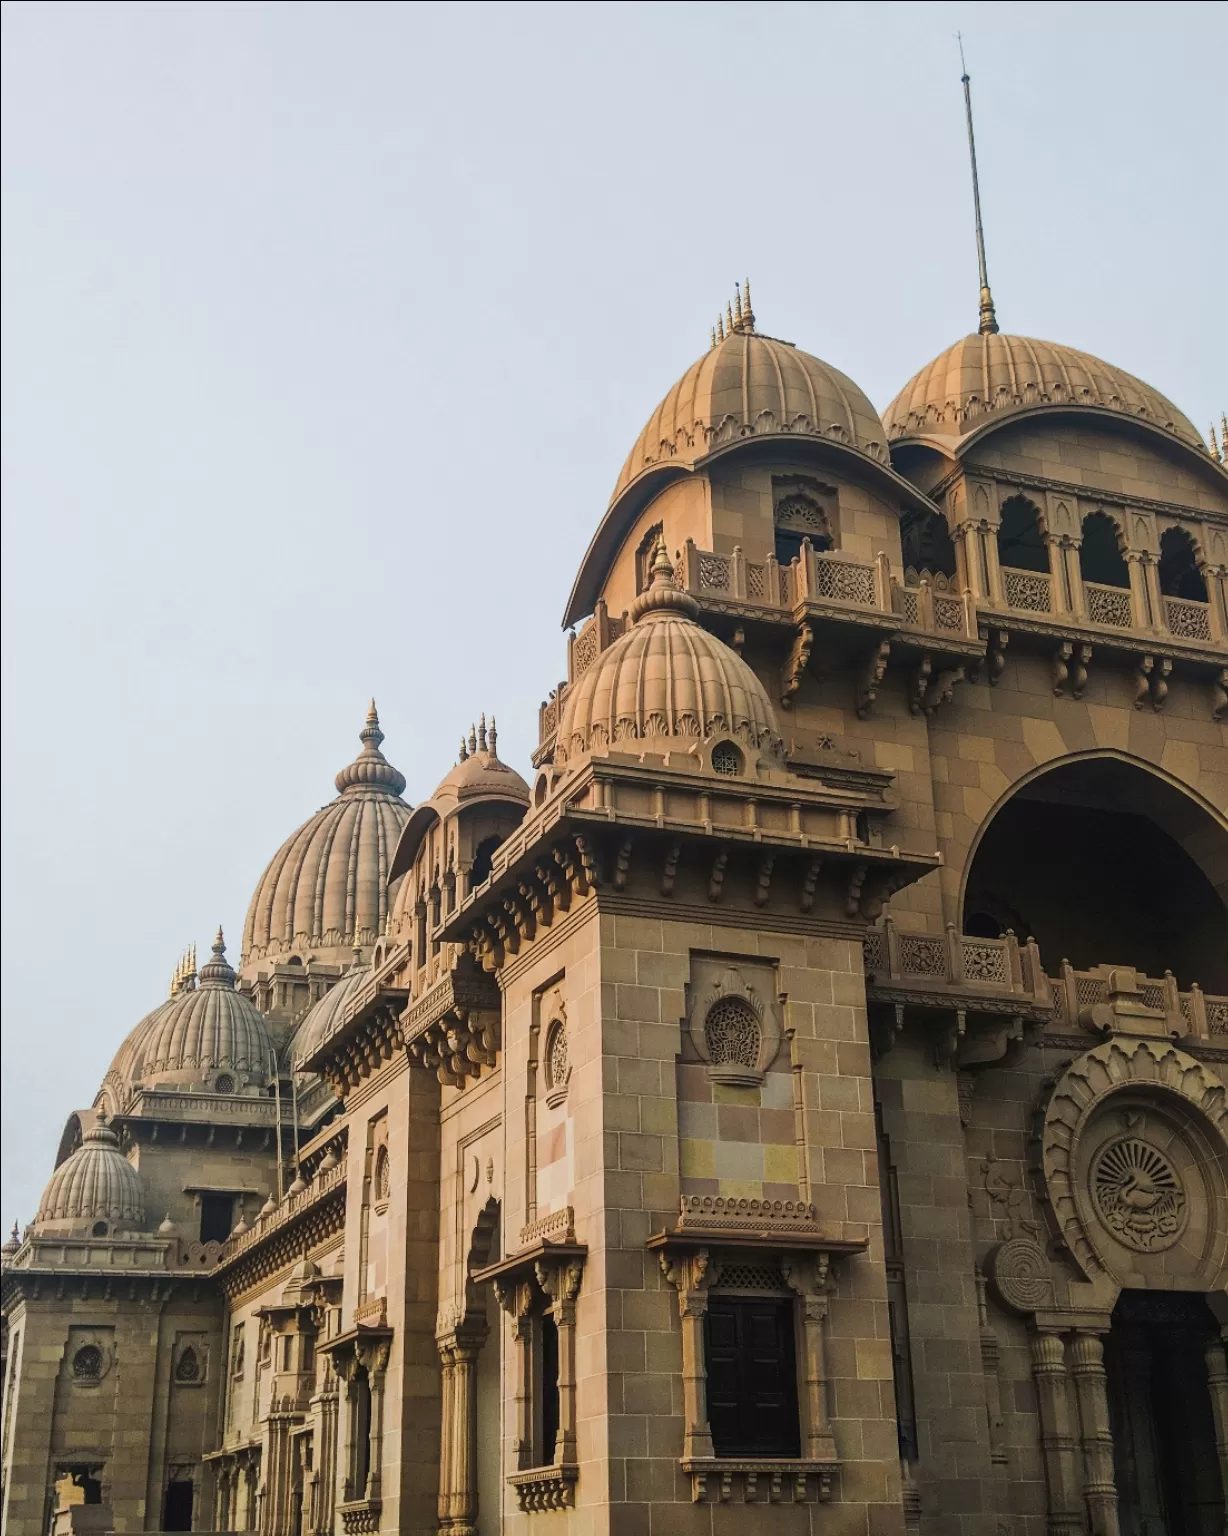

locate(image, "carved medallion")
(1090, 1137), (1186, 1252)
(987, 1236), (1053, 1314)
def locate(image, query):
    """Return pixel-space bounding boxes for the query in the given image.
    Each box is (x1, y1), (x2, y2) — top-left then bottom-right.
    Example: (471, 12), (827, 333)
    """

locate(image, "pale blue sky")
(2, 0), (1224, 1224)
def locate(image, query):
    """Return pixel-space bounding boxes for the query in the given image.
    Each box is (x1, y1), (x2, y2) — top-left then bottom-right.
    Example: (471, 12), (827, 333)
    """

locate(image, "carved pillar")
(1204, 1335), (1228, 1495)
(262, 1409), (297, 1536)
(310, 1376), (338, 1536)
(1069, 1331), (1119, 1536)
(360, 1341), (389, 1505)
(536, 1258), (583, 1466)
(953, 520), (998, 605)
(1045, 534), (1081, 617)
(435, 1323), (485, 1536)
(659, 1250), (718, 1459)
(782, 1254), (837, 1462)
(1202, 563), (1228, 642)
(1029, 1330), (1084, 1536)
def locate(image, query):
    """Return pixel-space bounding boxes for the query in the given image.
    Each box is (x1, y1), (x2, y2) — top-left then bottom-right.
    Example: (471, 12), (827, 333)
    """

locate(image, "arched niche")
(1079, 510), (1130, 589)
(1159, 525), (1209, 601)
(960, 752), (1228, 991)
(997, 494), (1048, 573)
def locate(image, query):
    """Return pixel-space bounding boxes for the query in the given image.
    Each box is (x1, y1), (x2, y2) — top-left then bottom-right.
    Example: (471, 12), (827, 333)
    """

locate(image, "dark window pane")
(540, 1313), (560, 1465)
(199, 1194), (233, 1245)
(704, 1298), (800, 1457)
(163, 1480), (194, 1531)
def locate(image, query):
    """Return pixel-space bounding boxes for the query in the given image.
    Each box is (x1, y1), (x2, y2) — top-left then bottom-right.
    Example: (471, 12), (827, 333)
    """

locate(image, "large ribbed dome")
(242, 703), (412, 970)
(105, 933), (276, 1100)
(35, 1123), (144, 1233)
(556, 543), (782, 766)
(612, 304), (887, 506)
(883, 333), (1204, 449)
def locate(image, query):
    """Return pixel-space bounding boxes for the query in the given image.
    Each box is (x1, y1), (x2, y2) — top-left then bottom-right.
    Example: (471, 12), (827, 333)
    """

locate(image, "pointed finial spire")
(717, 312), (725, 342)
(726, 300), (734, 334)
(459, 733), (468, 762)
(959, 36), (999, 336)
(1212, 424), (1222, 463)
(489, 717), (497, 756)
(213, 925), (225, 956)
(734, 284), (743, 327)
(742, 277), (755, 330)
(477, 713), (487, 752)
(710, 326), (717, 350)
(335, 701), (407, 796)
(468, 722), (478, 756)
(629, 534), (701, 623)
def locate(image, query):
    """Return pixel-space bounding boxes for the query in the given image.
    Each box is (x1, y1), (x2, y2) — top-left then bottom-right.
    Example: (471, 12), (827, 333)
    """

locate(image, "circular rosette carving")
(988, 1237), (1054, 1314)
(1036, 1037), (1228, 1286)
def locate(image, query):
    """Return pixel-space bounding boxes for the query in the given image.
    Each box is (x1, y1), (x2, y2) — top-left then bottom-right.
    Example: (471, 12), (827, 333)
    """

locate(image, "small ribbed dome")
(883, 333), (1204, 449)
(557, 543), (782, 765)
(290, 959), (371, 1072)
(108, 932), (276, 1098)
(242, 704), (412, 971)
(434, 717), (531, 807)
(613, 308), (887, 506)
(35, 1124), (144, 1233)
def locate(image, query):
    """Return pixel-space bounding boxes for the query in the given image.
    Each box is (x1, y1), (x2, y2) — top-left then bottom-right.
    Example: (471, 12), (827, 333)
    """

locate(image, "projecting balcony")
(862, 919), (1228, 1058)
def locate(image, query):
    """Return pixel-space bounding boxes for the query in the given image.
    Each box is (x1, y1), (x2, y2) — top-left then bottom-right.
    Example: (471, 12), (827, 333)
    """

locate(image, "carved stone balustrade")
(1047, 960), (1228, 1043)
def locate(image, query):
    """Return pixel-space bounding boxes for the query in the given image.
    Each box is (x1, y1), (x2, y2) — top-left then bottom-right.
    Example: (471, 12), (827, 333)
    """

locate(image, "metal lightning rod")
(959, 34), (999, 336)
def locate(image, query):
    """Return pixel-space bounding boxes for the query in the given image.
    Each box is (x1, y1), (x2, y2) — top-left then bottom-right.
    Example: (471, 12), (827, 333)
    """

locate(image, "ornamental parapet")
(216, 1158), (346, 1269)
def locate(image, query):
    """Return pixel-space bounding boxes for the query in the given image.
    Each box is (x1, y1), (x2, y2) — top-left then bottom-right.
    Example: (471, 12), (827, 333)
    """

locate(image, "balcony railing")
(1001, 567), (1053, 615)
(1083, 580), (1133, 629)
(1163, 594), (1213, 642)
(863, 920), (1046, 1003)
(863, 923), (1228, 1039)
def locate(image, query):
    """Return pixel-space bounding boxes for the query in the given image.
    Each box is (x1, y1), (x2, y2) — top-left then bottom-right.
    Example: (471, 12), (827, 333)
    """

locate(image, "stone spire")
(334, 700), (408, 796)
(198, 928), (236, 989)
(629, 538), (701, 624)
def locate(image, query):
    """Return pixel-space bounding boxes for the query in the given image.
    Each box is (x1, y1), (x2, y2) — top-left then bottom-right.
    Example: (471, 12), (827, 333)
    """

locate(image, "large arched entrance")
(961, 754), (1228, 992)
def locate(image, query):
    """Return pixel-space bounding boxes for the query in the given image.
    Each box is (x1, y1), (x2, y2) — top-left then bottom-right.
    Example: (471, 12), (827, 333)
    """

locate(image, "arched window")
(1158, 527), (1208, 602)
(1079, 512), (1129, 588)
(900, 508), (957, 583)
(996, 496), (1047, 572)
(773, 492), (833, 568)
(469, 835), (501, 892)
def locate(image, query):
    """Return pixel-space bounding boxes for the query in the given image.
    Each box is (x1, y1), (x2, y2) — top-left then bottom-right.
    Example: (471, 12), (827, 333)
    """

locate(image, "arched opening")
(962, 756), (1228, 991)
(351, 1366), (372, 1497)
(1105, 1291), (1225, 1532)
(900, 508), (957, 585)
(469, 836), (502, 892)
(996, 495), (1047, 572)
(1159, 526), (1208, 602)
(462, 1201), (503, 1536)
(1079, 511), (1130, 588)
(773, 490), (833, 567)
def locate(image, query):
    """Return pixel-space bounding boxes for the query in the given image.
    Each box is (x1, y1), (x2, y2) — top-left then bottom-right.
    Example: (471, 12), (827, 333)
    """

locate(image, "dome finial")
(335, 702), (407, 797)
(489, 717), (498, 756)
(629, 537), (701, 623)
(1212, 423), (1223, 464)
(959, 38), (999, 336)
(468, 722), (478, 756)
(478, 714), (488, 752)
(459, 733), (468, 762)
(716, 312), (726, 342)
(199, 929), (236, 988)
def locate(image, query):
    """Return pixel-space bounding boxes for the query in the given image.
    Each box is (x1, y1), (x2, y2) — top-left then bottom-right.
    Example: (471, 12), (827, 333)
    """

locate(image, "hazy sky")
(2, 0), (1224, 1224)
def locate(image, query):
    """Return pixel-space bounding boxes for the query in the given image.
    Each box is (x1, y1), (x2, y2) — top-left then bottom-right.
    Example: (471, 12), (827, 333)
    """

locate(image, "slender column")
(493, 1280), (536, 1469)
(1030, 1330), (1084, 1536)
(781, 1254), (837, 1461)
(659, 1250), (717, 1459)
(262, 1411), (296, 1536)
(435, 1348), (456, 1525)
(1069, 1331), (1120, 1536)
(362, 1346), (389, 1504)
(1046, 534), (1078, 616)
(1204, 1335), (1228, 1495)
(536, 1258), (583, 1466)
(982, 520), (1005, 605)
(974, 1269), (1008, 1468)
(1202, 563), (1228, 642)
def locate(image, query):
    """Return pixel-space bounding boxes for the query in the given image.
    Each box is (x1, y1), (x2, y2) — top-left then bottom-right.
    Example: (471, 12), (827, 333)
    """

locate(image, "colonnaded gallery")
(4, 279), (1228, 1536)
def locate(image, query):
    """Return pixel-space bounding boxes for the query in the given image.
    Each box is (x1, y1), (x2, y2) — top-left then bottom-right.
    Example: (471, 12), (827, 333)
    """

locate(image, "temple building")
(3, 271), (1227, 1536)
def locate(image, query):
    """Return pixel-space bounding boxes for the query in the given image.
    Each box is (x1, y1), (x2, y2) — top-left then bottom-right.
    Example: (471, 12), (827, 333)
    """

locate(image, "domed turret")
(35, 1123), (144, 1236)
(556, 541), (782, 767)
(883, 333), (1205, 451)
(613, 289), (888, 508)
(103, 932), (276, 1103)
(242, 703), (412, 973)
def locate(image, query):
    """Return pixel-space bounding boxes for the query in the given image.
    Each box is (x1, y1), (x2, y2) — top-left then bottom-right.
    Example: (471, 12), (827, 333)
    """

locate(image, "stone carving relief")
(1036, 1036), (1228, 1287)
(1090, 1133), (1186, 1252)
(684, 957), (784, 1087)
